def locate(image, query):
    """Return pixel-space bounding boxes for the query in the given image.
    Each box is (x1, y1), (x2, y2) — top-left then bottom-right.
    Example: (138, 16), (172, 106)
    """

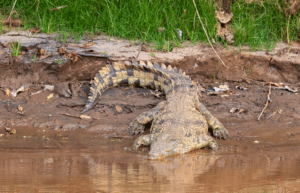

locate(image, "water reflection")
(0, 149), (300, 192)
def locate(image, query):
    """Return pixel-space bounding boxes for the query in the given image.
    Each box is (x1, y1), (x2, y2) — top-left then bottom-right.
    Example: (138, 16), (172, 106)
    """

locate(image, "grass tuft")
(0, 0), (299, 50)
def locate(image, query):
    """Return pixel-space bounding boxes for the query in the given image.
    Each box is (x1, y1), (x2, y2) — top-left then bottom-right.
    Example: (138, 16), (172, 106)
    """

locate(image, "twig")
(287, 14), (291, 44)
(193, 11), (196, 29)
(135, 44), (142, 60)
(36, 0), (40, 12)
(85, 31), (94, 40)
(191, 0), (227, 68)
(258, 84), (272, 121)
(59, 112), (80, 119)
(7, 0), (18, 22)
(49, 5), (68, 11)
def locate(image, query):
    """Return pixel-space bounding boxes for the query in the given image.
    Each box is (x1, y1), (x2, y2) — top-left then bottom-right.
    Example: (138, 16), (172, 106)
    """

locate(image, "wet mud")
(1, 38), (300, 192)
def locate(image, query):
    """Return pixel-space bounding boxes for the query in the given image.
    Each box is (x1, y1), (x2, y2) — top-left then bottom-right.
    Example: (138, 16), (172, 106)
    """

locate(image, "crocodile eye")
(189, 85), (194, 90)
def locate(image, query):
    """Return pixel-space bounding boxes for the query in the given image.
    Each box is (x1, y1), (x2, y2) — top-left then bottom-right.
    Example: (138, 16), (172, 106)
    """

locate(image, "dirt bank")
(1, 32), (300, 192)
(0, 44), (300, 150)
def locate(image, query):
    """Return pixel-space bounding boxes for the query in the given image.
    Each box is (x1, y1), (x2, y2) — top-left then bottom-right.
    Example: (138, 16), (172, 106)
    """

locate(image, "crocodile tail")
(82, 60), (188, 113)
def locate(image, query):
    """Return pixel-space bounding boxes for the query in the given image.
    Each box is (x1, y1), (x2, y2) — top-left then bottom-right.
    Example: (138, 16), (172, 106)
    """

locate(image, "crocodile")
(82, 60), (230, 159)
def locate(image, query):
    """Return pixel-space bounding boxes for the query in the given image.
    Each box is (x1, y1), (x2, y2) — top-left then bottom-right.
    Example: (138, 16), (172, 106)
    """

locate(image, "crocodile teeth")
(183, 72), (186, 75)
(139, 61), (146, 66)
(178, 69), (182, 74)
(161, 63), (166, 69)
(167, 65), (172, 71)
(147, 61), (153, 68)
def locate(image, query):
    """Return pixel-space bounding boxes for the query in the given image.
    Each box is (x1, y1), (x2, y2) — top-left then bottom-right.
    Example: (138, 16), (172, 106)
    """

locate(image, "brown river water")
(1, 138), (300, 193)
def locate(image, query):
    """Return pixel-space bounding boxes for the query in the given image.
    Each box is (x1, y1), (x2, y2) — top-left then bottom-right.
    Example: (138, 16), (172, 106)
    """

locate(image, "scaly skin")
(82, 60), (230, 159)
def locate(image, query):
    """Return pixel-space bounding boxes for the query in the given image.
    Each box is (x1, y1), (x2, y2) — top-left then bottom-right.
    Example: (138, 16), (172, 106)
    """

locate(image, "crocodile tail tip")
(81, 105), (91, 114)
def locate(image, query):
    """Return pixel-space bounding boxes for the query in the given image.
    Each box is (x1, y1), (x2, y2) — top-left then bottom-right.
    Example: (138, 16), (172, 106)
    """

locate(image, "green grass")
(0, 0), (299, 51)
(11, 42), (21, 57)
(230, 0), (299, 50)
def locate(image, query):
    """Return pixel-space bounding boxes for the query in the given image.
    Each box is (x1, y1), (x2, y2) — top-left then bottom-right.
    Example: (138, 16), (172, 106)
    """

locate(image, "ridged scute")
(82, 61), (190, 113)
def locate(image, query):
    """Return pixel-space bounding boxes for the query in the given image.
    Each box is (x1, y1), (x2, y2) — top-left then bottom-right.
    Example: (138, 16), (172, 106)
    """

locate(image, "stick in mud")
(258, 83), (272, 121)
(135, 44), (142, 60)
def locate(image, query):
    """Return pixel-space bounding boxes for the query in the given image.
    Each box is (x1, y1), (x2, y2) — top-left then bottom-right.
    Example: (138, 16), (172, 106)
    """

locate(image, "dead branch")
(258, 84), (272, 121)
(135, 44), (142, 60)
(287, 15), (291, 44)
(191, 0), (227, 68)
(49, 5), (68, 11)
(7, 0), (18, 23)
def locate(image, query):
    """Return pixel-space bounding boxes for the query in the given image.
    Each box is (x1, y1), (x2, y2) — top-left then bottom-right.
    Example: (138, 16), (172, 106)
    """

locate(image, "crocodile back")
(82, 60), (193, 113)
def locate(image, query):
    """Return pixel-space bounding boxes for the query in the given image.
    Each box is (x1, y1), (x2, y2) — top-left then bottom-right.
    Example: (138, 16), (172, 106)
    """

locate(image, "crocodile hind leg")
(194, 135), (218, 150)
(182, 135), (218, 154)
(128, 101), (166, 135)
(195, 100), (230, 139)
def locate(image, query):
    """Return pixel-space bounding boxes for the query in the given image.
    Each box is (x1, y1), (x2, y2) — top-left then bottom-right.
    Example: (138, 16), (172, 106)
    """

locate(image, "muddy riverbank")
(0, 31), (300, 192)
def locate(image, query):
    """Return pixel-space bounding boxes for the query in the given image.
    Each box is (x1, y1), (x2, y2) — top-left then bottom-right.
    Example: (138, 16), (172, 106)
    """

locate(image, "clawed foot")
(213, 127), (230, 139)
(127, 121), (145, 135)
(123, 146), (138, 151)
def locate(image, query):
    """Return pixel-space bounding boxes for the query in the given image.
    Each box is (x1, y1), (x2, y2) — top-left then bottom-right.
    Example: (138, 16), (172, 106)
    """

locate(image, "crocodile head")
(148, 132), (190, 160)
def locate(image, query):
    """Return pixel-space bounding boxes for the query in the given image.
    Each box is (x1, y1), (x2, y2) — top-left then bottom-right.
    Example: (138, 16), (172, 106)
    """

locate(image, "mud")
(1, 31), (300, 192)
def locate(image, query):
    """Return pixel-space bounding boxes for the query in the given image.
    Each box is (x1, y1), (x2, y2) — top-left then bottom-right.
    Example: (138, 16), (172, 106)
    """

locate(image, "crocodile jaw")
(147, 135), (184, 160)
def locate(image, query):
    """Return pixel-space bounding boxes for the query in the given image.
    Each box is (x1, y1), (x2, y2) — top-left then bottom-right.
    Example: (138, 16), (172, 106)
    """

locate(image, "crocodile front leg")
(133, 134), (156, 149)
(128, 101), (166, 135)
(195, 100), (230, 139)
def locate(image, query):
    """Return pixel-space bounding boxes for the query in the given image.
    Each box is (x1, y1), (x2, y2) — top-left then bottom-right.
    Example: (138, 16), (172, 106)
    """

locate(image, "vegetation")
(11, 42), (21, 57)
(0, 0), (299, 51)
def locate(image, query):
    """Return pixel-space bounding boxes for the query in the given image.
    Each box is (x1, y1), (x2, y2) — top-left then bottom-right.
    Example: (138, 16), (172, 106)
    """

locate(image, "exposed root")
(258, 83), (272, 121)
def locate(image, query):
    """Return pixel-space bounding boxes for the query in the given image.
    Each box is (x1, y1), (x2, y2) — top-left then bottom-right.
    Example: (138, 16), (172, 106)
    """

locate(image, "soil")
(1, 33), (300, 192)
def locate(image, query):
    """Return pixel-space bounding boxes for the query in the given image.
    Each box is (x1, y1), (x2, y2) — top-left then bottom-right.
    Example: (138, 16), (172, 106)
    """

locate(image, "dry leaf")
(230, 108), (248, 114)
(158, 27), (165, 32)
(230, 108), (239, 113)
(115, 105), (123, 113)
(237, 108), (248, 114)
(18, 105), (23, 112)
(236, 85), (248, 91)
(11, 86), (30, 97)
(266, 82), (283, 87)
(86, 42), (95, 47)
(226, 90), (235, 95)
(285, 0), (300, 16)
(207, 92), (219, 96)
(58, 48), (67, 55)
(10, 129), (16, 134)
(39, 53), (52, 60)
(38, 49), (45, 56)
(215, 11), (233, 24)
(47, 93), (54, 100)
(80, 115), (92, 120)
(4, 88), (10, 96)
